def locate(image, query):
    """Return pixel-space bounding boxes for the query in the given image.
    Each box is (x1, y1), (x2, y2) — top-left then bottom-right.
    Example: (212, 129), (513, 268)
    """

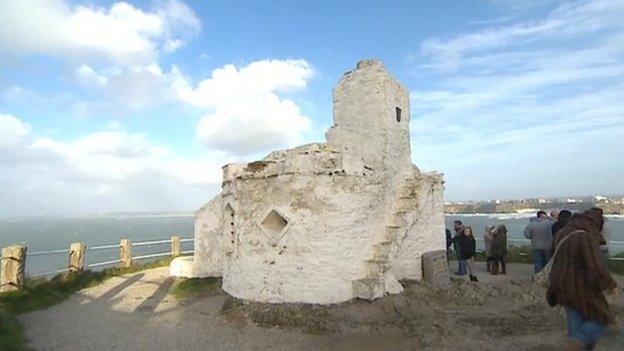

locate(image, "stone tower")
(170, 60), (446, 304)
(326, 59), (412, 177)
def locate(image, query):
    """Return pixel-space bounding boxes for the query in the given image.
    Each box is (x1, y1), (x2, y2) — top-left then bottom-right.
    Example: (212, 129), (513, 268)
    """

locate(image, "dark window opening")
(395, 107), (402, 122)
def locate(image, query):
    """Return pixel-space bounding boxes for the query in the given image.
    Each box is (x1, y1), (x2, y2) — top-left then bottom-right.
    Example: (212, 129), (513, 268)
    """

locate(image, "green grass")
(0, 257), (174, 350)
(448, 245), (534, 264)
(169, 277), (220, 299)
(0, 308), (30, 351)
(608, 251), (624, 275)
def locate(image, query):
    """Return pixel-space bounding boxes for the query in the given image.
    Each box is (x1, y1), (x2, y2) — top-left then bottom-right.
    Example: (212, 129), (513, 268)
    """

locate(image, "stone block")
(170, 256), (196, 278)
(1, 245), (27, 293)
(68, 242), (86, 272)
(352, 278), (385, 300)
(422, 250), (450, 286)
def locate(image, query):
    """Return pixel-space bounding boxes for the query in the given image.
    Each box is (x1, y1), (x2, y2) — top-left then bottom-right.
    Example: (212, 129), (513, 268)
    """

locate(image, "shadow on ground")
(19, 265), (624, 351)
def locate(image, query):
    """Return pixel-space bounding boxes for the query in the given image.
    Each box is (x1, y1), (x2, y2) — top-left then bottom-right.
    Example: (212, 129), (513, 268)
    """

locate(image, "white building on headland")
(170, 60), (445, 304)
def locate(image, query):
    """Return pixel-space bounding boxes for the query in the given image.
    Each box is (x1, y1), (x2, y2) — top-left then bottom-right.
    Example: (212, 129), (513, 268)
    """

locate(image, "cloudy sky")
(1, 0), (622, 217)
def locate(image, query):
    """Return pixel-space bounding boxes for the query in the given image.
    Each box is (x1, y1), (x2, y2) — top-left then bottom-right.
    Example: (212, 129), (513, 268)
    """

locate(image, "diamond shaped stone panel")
(260, 210), (289, 243)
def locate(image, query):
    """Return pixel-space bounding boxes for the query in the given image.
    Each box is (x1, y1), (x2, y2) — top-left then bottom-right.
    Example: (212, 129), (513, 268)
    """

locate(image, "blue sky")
(0, 0), (623, 217)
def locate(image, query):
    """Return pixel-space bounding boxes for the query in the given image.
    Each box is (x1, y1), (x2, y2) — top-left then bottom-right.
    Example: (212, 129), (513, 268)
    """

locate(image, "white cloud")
(418, 0), (624, 71)
(0, 115), (228, 217)
(0, 114), (31, 146)
(410, 0), (624, 201)
(0, 0), (200, 65)
(175, 59), (315, 155)
(68, 59), (315, 153)
(75, 65), (109, 87)
(72, 63), (185, 109)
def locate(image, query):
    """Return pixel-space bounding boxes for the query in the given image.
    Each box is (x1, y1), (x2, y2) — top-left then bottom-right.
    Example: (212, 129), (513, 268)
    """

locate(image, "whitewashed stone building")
(171, 60), (445, 304)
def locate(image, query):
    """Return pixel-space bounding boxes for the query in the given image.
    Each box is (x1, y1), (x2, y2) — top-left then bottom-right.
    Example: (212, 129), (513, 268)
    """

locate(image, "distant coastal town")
(445, 195), (624, 215)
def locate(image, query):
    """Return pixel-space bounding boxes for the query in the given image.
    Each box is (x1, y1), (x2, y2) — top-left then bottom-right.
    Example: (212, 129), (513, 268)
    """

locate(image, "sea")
(1, 213), (622, 277)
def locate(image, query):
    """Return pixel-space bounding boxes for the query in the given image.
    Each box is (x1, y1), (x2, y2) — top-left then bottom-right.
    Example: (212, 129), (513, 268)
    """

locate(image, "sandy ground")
(20, 263), (624, 351)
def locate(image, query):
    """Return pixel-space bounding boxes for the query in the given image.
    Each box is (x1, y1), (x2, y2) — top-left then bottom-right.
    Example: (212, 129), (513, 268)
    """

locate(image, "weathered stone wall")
(171, 60), (446, 304)
(221, 170), (384, 303)
(193, 195), (223, 277)
(327, 59), (411, 176)
(393, 172), (446, 280)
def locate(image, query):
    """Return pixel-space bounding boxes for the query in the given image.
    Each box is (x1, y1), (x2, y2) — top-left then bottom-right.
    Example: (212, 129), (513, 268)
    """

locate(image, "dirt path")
(20, 263), (624, 351)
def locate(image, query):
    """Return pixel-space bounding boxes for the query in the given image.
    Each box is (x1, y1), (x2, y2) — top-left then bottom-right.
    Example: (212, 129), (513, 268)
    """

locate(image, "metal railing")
(0, 235), (194, 292)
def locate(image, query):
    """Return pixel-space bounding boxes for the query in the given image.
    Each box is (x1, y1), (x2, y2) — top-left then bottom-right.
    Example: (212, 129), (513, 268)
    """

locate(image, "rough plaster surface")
(171, 60), (446, 304)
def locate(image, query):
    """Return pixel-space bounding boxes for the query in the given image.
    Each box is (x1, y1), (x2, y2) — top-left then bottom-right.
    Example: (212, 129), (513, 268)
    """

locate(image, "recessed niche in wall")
(395, 107), (402, 122)
(261, 210), (288, 237)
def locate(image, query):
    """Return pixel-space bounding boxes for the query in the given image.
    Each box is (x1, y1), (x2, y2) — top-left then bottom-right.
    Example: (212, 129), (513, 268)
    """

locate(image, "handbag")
(533, 230), (586, 288)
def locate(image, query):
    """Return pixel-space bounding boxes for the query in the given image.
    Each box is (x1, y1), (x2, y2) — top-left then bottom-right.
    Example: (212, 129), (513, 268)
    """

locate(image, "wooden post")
(68, 243), (86, 272)
(1, 245), (27, 293)
(120, 239), (132, 268)
(171, 235), (181, 258)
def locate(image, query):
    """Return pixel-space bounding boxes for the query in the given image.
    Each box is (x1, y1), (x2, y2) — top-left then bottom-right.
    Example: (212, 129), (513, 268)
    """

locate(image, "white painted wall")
(171, 60), (446, 304)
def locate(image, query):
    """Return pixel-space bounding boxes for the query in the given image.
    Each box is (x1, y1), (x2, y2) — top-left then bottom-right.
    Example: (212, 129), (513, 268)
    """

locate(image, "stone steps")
(353, 176), (416, 300)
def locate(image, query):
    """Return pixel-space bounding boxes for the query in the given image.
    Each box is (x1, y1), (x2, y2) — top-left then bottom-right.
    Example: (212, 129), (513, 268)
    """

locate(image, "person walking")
(490, 224), (508, 275)
(445, 228), (453, 263)
(483, 225), (495, 273)
(524, 210), (555, 272)
(547, 210), (619, 350)
(458, 226), (478, 282)
(452, 220), (465, 275)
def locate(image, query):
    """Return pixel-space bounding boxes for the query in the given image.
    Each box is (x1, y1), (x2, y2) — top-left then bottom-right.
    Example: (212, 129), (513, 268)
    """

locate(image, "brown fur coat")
(547, 212), (617, 324)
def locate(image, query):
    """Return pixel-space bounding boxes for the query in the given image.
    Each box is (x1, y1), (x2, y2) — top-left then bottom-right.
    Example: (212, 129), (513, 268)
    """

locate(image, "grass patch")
(169, 277), (220, 299)
(449, 245), (533, 264)
(608, 252), (624, 275)
(0, 257), (175, 350)
(0, 308), (30, 351)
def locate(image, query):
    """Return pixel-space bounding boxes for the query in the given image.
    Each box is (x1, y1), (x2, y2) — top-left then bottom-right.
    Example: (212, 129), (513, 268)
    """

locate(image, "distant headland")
(445, 195), (624, 215)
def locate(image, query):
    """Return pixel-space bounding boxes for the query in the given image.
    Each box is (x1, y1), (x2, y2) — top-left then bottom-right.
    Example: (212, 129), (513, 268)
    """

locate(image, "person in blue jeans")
(457, 226), (478, 282)
(451, 220), (465, 275)
(547, 209), (619, 350)
(524, 210), (555, 272)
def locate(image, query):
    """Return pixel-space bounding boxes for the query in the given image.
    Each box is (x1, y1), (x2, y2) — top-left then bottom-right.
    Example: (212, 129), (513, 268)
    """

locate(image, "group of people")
(446, 208), (619, 350)
(524, 208), (611, 273)
(445, 220), (508, 282)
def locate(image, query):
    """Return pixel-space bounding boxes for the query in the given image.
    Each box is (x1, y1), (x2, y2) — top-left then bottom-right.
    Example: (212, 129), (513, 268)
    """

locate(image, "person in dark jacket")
(551, 209), (572, 238)
(445, 228), (453, 262)
(490, 224), (508, 275)
(457, 226), (478, 282)
(452, 220), (465, 275)
(484, 225), (495, 273)
(547, 210), (619, 350)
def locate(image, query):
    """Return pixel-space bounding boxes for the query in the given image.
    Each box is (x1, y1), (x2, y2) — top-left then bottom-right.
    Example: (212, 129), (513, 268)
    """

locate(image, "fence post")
(171, 235), (181, 258)
(1, 245), (27, 293)
(120, 239), (132, 268)
(68, 243), (86, 272)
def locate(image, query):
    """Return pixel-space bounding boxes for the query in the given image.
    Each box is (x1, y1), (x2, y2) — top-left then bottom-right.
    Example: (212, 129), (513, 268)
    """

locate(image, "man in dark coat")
(547, 210), (619, 350)
(451, 220), (464, 274)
